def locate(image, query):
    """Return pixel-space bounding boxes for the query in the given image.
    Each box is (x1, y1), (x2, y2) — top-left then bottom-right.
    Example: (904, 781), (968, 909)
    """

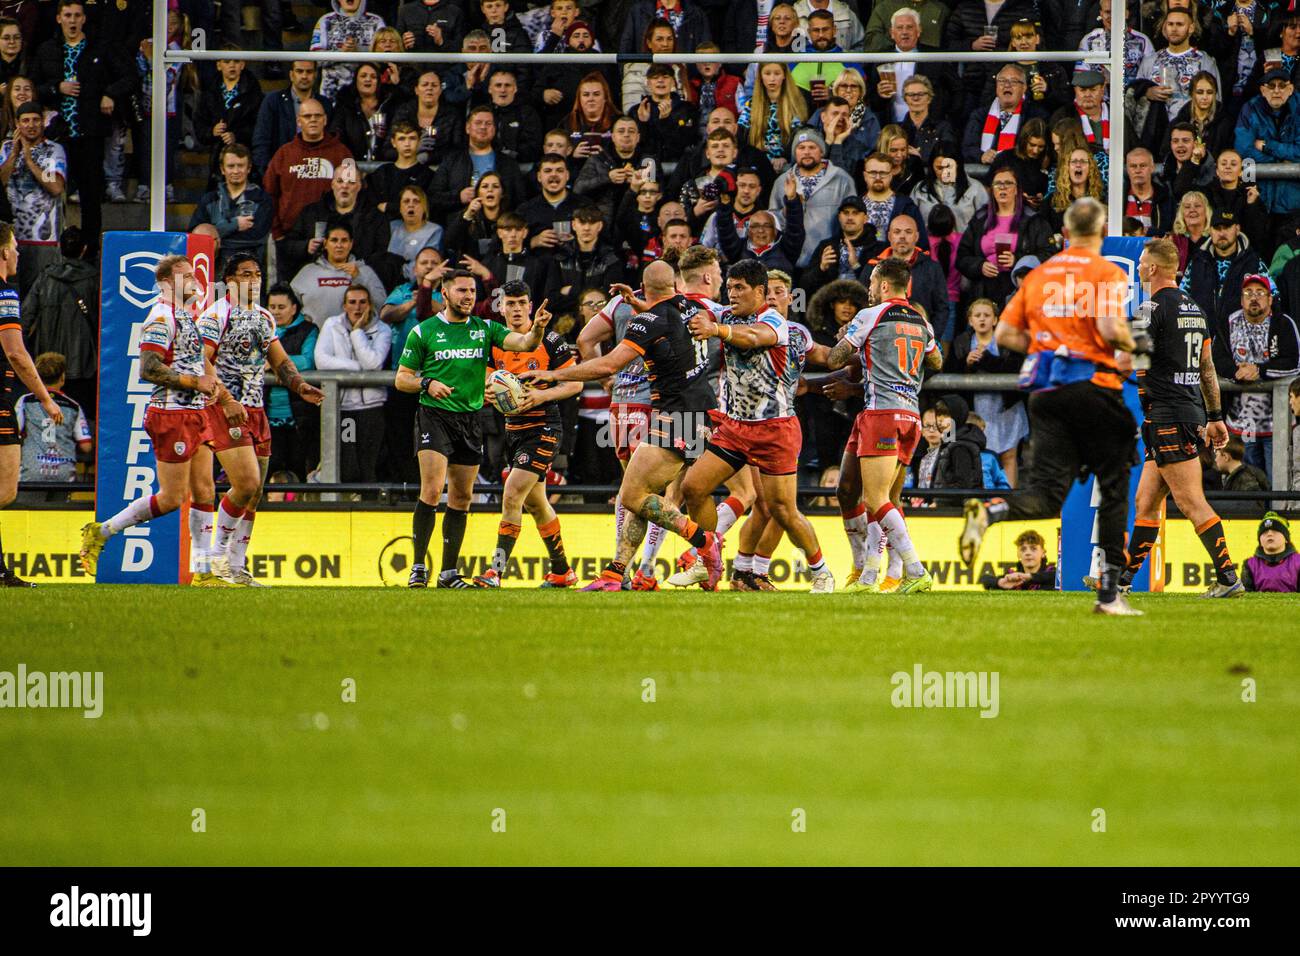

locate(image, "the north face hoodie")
(311, 0), (386, 103)
(262, 131), (354, 240)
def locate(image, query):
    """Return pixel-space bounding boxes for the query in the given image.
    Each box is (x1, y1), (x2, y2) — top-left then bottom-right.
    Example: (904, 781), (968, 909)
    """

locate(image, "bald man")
(522, 259), (726, 589)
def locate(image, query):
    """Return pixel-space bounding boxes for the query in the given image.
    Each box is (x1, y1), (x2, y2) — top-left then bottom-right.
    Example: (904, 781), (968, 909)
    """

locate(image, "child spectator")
(1242, 512), (1300, 592)
(1215, 436), (1270, 492)
(932, 393), (985, 491)
(15, 351), (91, 484)
(981, 529), (1057, 590)
(966, 412), (1010, 490)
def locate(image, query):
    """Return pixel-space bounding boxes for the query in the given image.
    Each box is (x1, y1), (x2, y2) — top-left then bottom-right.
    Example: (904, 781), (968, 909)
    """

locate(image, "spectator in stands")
(719, 178), (805, 273)
(931, 393), (985, 490)
(1235, 66), (1300, 230)
(957, 165), (1053, 305)
(265, 283), (319, 482)
(912, 146), (987, 236)
(1045, 146), (1106, 234)
(622, 19), (683, 115)
(252, 60), (327, 176)
(1211, 272), (1300, 471)
(792, 9), (852, 105)
(380, 246), (447, 366)
(801, 194), (874, 288)
(619, 0), (711, 54)
(18, 226), (96, 417)
(698, 165), (767, 254)
(1171, 189), (1213, 271)
(964, 64), (1047, 164)
(365, 122), (434, 215)
(688, 44), (739, 135)
(807, 95), (869, 178)
(534, 19), (602, 131)
(128, 15), (192, 205)
(1242, 512), (1300, 592)
(1159, 122), (1214, 198)
(397, 0), (463, 54)
(485, 69), (541, 164)
(549, 204), (624, 314)
(741, 63), (809, 173)
(1185, 210), (1268, 328)
(1079, 0), (1153, 90)
(0, 100), (65, 294)
(291, 221), (387, 327)
(926, 203), (962, 344)
(391, 72), (461, 167)
(669, 107), (775, 207)
(1173, 70), (1232, 157)
(188, 144), (273, 274)
(194, 46), (263, 192)
(479, 0), (532, 70)
(865, 0), (949, 52)
(795, 0), (864, 51)
(770, 128), (855, 268)
(474, 212), (553, 317)
(327, 62), (408, 162)
(877, 124), (924, 194)
(871, 213), (947, 335)
(1135, 8), (1220, 142)
(998, 18), (1071, 115)
(0, 19), (24, 95)
(944, 0), (1040, 117)
(869, 7), (955, 127)
(574, 115), (651, 223)
(896, 74), (956, 168)
(311, 0), (385, 104)
(1052, 69), (1111, 154)
(388, 185), (443, 274)
(444, 170), (511, 259)
(32, 0), (133, 248)
(1125, 147), (1173, 236)
(263, 98), (353, 261)
(990, 118), (1049, 210)
(967, 411), (1011, 488)
(517, 154), (577, 251)
(313, 283), (391, 484)
(1214, 435), (1270, 494)
(1208, 148), (1270, 251)
(287, 160), (395, 286)
(427, 105), (527, 222)
(944, 296), (1026, 484)
(980, 528), (1056, 590)
(907, 405), (944, 492)
(14, 351), (90, 484)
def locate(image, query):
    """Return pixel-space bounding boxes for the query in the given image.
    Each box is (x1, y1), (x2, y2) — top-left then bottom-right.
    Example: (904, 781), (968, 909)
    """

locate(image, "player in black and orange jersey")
(473, 281), (583, 588)
(1111, 238), (1243, 598)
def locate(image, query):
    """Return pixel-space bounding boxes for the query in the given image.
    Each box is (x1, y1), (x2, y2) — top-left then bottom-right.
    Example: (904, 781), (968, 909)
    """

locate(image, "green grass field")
(1, 588), (1296, 866)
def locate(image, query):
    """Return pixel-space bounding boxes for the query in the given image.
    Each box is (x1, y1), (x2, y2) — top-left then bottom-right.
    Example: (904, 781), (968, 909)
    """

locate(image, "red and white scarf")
(980, 96), (1023, 154)
(1078, 102), (1109, 150)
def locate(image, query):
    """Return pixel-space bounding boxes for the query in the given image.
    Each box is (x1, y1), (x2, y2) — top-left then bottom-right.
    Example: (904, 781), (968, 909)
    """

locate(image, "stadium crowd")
(6, 0), (1300, 505)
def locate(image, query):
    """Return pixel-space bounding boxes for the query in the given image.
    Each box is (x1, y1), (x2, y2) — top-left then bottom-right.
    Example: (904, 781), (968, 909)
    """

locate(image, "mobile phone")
(581, 133), (604, 150)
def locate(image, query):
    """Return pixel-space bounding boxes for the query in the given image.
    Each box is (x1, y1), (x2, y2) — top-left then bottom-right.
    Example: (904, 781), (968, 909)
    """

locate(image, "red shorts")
(144, 407), (211, 463)
(849, 409), (922, 465)
(204, 404), (272, 457)
(611, 403), (651, 462)
(706, 414), (801, 475)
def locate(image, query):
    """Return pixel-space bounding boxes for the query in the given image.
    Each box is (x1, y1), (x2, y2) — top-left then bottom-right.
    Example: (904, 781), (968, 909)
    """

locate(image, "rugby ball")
(487, 369), (527, 414)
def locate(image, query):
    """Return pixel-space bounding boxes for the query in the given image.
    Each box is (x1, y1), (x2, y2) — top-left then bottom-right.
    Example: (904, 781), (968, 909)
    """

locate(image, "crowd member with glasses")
(956, 165), (1052, 307)
(962, 63), (1050, 164)
(859, 151), (929, 248)
(896, 76), (956, 167)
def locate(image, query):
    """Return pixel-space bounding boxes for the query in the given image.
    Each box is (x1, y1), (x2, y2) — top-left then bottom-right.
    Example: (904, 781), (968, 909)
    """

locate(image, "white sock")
(102, 495), (158, 538)
(843, 509), (870, 569)
(212, 497), (244, 556)
(754, 553), (772, 576)
(862, 522), (884, 584)
(734, 552), (754, 573)
(229, 513), (255, 573)
(189, 504), (214, 573)
(639, 523), (666, 576)
(879, 505), (925, 577)
(715, 498), (742, 537)
(886, 541), (904, 579)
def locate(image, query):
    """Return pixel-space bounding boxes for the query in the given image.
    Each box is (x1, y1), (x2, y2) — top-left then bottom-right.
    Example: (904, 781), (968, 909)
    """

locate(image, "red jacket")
(690, 73), (740, 118)
(262, 132), (353, 240)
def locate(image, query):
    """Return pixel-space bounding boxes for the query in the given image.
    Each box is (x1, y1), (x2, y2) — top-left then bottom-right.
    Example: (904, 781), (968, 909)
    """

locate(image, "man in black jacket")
(516, 154), (578, 253)
(483, 69), (542, 164)
(1182, 210), (1268, 330)
(799, 196), (881, 291)
(547, 204), (624, 315)
(32, 0), (135, 247)
(864, 214), (949, 340)
(665, 107), (775, 205)
(942, 0), (1039, 117)
(427, 106), (528, 222)
(281, 165), (399, 288)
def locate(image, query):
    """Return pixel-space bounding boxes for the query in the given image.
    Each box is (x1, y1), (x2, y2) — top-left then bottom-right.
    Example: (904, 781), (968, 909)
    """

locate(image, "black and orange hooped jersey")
(491, 329), (575, 429)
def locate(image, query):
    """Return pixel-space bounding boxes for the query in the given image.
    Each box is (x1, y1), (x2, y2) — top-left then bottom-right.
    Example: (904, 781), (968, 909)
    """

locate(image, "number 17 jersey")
(843, 298), (936, 415)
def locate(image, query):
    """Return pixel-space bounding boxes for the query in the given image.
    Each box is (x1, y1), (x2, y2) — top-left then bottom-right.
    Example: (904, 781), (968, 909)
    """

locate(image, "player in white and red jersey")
(679, 258), (835, 594)
(189, 253), (324, 586)
(80, 254), (219, 575)
(825, 257), (943, 593)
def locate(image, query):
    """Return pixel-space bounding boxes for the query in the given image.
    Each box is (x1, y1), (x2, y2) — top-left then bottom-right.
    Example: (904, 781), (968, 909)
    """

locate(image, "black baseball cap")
(1210, 209), (1238, 228)
(1262, 67), (1293, 85)
(838, 196), (867, 214)
(15, 102), (40, 118)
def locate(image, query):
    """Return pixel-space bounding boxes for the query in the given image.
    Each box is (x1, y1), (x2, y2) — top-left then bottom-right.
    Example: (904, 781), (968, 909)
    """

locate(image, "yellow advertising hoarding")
(1, 510), (1263, 591)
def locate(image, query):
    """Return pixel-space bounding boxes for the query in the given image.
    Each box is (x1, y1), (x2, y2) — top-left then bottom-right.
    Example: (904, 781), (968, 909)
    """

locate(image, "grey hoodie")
(311, 0), (386, 103)
(290, 255), (388, 329)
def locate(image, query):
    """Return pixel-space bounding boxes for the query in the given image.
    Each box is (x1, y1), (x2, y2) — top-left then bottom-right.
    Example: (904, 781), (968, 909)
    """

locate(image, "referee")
(959, 198), (1147, 616)
(394, 270), (551, 589)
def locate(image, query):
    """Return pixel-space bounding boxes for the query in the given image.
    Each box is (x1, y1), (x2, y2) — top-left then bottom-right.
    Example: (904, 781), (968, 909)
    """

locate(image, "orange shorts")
(849, 409), (922, 465)
(204, 404), (272, 457)
(145, 407), (211, 463)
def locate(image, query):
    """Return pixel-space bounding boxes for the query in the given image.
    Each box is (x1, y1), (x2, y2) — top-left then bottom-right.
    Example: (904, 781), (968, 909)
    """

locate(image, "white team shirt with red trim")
(139, 301), (208, 410)
(198, 298), (277, 408)
(718, 305), (795, 421)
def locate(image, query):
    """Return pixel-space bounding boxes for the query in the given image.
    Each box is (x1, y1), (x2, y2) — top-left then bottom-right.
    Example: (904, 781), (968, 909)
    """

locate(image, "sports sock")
(987, 499), (1010, 523)
(614, 499), (627, 552)
(604, 560), (627, 579)
(492, 520), (521, 574)
(886, 541), (904, 579)
(734, 551), (754, 573)
(753, 553), (771, 576)
(1098, 562), (1124, 604)
(1195, 516), (1238, 586)
(102, 494), (163, 538)
(188, 502), (214, 573)
(229, 511), (255, 573)
(862, 521), (884, 584)
(537, 518), (569, 574)
(715, 496), (746, 537)
(806, 549), (826, 574)
(841, 503), (870, 569)
(212, 496), (244, 555)
(876, 503), (925, 577)
(412, 500), (437, 568)
(441, 506), (468, 575)
(639, 522), (666, 577)
(1121, 519), (1161, 586)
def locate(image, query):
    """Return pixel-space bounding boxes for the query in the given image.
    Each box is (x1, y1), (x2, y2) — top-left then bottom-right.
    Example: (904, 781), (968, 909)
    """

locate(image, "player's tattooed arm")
(924, 343), (944, 371)
(1199, 339), (1222, 415)
(268, 340), (325, 405)
(824, 338), (856, 371)
(140, 350), (216, 395)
